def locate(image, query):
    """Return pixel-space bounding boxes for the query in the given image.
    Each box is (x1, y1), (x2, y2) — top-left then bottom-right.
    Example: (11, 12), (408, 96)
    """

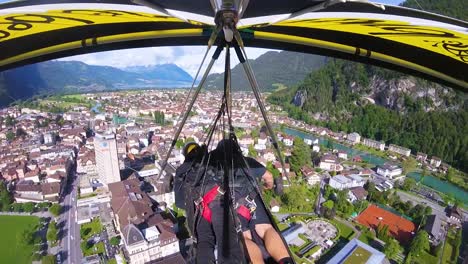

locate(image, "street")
(59, 172), (81, 264)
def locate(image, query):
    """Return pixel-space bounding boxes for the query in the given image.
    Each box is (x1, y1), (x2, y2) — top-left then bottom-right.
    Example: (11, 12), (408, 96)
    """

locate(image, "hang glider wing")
(0, 1), (467, 90)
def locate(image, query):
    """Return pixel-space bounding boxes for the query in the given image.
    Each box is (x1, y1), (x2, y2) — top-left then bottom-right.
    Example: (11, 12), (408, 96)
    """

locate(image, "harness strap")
(236, 205), (252, 221)
(198, 185), (224, 223)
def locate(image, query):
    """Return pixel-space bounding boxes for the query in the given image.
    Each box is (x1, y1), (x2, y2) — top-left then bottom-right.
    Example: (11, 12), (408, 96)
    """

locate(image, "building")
(362, 138), (385, 151)
(416, 152), (427, 162)
(94, 132), (121, 185)
(348, 187), (368, 203)
(282, 223), (305, 245)
(43, 132), (56, 145)
(329, 174), (366, 190)
(377, 163), (403, 179)
(430, 156), (442, 168)
(109, 179), (180, 264)
(319, 155), (342, 172)
(327, 238), (386, 264)
(424, 215), (442, 245)
(388, 144), (411, 157)
(347, 132), (361, 144)
(337, 150), (348, 160)
(448, 206), (463, 223)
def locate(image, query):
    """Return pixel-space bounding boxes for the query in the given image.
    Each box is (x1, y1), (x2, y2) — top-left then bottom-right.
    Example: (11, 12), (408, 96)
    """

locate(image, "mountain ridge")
(0, 61), (194, 106)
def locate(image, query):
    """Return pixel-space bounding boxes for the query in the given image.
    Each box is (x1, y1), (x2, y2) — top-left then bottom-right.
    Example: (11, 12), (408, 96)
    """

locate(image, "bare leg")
(255, 224), (289, 261)
(243, 230), (264, 264)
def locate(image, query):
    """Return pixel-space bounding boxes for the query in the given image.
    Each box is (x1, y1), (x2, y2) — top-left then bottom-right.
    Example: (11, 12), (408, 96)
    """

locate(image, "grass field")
(0, 215), (40, 264)
(330, 219), (355, 240)
(415, 251), (438, 264)
(80, 218), (103, 240)
(81, 241), (105, 257)
(442, 232), (455, 264)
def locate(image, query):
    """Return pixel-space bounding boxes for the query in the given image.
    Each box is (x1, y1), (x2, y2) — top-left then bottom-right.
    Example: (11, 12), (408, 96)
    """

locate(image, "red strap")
(237, 205), (252, 221)
(200, 185), (220, 223)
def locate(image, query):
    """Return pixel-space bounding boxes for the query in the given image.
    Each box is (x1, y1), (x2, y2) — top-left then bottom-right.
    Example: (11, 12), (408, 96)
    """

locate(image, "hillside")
(401, 0), (467, 21)
(268, 58), (468, 172)
(0, 62), (193, 106)
(205, 51), (326, 91)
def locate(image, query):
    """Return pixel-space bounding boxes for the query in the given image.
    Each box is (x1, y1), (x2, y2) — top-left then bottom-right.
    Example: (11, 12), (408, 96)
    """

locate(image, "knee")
(255, 224), (274, 239)
(243, 230), (253, 240)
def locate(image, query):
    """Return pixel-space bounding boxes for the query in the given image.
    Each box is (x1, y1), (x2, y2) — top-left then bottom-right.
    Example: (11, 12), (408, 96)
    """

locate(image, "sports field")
(356, 204), (416, 244)
(0, 215), (40, 264)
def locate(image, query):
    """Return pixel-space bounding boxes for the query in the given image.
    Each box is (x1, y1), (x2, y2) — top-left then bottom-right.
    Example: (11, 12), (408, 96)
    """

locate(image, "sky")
(0, 0), (405, 76)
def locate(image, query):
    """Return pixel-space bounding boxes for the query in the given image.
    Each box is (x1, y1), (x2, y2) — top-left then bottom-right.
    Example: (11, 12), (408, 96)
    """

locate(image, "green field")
(330, 219), (355, 240)
(0, 215), (40, 264)
(442, 233), (455, 264)
(343, 246), (371, 264)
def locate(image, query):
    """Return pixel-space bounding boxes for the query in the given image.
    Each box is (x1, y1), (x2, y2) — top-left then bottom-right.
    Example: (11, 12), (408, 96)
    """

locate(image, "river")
(283, 127), (468, 206)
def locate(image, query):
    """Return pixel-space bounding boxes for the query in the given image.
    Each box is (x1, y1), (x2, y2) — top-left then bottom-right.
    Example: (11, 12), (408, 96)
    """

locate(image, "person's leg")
(254, 224), (290, 262)
(243, 230), (265, 264)
(195, 218), (216, 264)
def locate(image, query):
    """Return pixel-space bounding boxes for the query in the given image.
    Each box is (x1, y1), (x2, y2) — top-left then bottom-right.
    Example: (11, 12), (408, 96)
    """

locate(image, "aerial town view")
(0, 0), (467, 264)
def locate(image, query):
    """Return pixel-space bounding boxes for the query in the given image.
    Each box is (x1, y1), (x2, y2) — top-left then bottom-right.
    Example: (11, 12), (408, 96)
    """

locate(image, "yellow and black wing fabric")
(0, 0), (467, 90)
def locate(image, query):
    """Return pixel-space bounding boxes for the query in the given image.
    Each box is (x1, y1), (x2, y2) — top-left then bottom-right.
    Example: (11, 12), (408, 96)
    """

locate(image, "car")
(56, 252), (62, 264)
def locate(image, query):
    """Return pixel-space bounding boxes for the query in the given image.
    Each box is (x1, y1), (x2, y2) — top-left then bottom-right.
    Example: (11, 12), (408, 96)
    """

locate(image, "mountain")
(401, 0), (467, 21)
(206, 50), (326, 91)
(0, 61), (193, 106)
(125, 64), (193, 83)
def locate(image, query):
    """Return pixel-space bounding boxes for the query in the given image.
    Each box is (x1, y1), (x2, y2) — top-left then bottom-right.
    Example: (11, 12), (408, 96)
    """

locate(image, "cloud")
(59, 46), (274, 77)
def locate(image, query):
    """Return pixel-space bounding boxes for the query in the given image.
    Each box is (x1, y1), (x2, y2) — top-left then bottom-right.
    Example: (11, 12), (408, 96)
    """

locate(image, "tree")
(409, 230), (429, 256)
(5, 115), (15, 126)
(248, 145), (258, 157)
(49, 204), (61, 217)
(402, 157), (417, 175)
(22, 202), (35, 213)
(80, 227), (91, 239)
(323, 200), (334, 209)
(110, 236), (121, 246)
(384, 238), (400, 260)
(0, 182), (12, 211)
(446, 167), (455, 182)
(6, 131), (15, 141)
(402, 178), (417, 191)
(289, 137), (311, 173)
(47, 221), (58, 244)
(432, 243), (443, 258)
(42, 255), (56, 264)
(16, 127), (27, 138)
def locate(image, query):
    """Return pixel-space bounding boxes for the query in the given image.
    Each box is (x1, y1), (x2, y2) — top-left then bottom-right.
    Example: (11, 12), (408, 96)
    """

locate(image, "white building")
(94, 132), (121, 185)
(347, 133), (361, 144)
(388, 144), (411, 157)
(312, 145), (320, 152)
(283, 136), (294, 147)
(363, 138), (385, 151)
(377, 163), (403, 179)
(319, 155), (342, 172)
(430, 156), (442, 167)
(329, 174), (366, 190)
(337, 150), (348, 160)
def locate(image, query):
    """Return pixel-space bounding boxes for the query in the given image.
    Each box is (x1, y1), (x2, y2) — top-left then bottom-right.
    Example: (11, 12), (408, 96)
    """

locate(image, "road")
(59, 172), (81, 264)
(396, 190), (447, 221)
